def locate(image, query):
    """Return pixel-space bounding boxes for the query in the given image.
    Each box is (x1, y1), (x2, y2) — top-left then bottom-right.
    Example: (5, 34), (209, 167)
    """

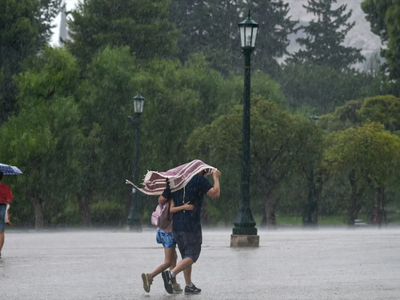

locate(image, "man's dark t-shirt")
(162, 174), (213, 233)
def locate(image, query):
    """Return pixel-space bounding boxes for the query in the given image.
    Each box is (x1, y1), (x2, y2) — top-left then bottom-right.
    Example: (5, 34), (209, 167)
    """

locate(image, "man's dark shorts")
(174, 231), (202, 262)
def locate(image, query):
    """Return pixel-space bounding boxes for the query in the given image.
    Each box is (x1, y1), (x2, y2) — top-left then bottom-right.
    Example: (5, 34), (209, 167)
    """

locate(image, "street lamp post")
(231, 12), (259, 247)
(303, 114), (319, 227)
(127, 94), (145, 231)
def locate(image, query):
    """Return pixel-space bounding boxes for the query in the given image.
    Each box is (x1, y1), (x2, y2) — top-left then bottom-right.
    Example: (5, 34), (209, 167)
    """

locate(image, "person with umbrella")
(0, 171), (13, 259)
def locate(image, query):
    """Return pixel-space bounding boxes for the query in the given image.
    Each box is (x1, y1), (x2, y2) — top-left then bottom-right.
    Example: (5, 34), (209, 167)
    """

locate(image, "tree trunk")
(264, 189), (276, 228)
(313, 171), (324, 225)
(260, 203), (267, 227)
(303, 172), (317, 226)
(77, 194), (92, 227)
(347, 170), (363, 226)
(376, 187), (387, 227)
(31, 197), (45, 229)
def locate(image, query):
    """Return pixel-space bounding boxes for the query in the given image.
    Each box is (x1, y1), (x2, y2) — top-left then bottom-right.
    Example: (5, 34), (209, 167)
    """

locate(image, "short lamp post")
(231, 12), (259, 247)
(127, 94), (145, 231)
(303, 114), (319, 227)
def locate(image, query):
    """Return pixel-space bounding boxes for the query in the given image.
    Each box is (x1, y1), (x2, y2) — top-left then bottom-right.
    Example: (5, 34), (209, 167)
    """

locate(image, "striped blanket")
(127, 159), (216, 196)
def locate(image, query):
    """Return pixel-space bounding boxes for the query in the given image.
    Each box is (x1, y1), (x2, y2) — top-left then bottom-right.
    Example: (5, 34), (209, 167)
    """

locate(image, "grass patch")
(318, 215), (347, 225)
(249, 213), (400, 226)
(387, 211), (400, 223)
(276, 215), (302, 225)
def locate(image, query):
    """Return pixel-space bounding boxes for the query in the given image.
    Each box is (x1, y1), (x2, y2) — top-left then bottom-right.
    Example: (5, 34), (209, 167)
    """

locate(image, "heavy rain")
(1, 0), (400, 299)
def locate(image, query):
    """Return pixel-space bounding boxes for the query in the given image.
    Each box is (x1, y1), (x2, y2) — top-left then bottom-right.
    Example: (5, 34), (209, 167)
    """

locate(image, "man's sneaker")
(161, 270), (174, 294)
(172, 283), (183, 292)
(185, 284), (201, 295)
(141, 273), (153, 293)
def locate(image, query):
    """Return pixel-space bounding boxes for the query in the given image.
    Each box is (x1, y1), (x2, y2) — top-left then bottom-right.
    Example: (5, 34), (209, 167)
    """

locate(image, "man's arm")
(206, 169), (221, 199)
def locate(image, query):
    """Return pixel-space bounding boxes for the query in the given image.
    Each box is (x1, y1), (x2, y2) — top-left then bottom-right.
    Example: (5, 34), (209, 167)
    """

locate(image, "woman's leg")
(0, 205), (5, 255)
(0, 231), (4, 254)
(150, 246), (175, 279)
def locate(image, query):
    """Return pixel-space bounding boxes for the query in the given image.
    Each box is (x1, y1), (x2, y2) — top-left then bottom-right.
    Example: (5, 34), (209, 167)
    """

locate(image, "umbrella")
(0, 163), (23, 175)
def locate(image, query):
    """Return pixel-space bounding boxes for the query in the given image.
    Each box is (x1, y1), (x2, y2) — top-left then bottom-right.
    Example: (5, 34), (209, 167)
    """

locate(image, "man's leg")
(183, 265), (192, 285)
(162, 257), (193, 294)
(182, 264), (201, 294)
(171, 257), (194, 276)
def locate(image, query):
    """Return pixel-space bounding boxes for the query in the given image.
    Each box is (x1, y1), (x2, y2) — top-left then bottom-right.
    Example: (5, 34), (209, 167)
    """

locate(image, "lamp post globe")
(133, 94), (145, 114)
(231, 12), (259, 247)
(127, 94), (145, 231)
(238, 11), (259, 50)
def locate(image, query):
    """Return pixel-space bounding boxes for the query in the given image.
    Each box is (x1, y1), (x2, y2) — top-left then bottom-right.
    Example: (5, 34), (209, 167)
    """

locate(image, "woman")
(0, 171), (13, 259)
(141, 199), (194, 293)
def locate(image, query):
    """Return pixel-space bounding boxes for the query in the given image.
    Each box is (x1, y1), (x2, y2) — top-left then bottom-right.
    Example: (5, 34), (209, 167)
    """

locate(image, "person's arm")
(159, 186), (171, 204)
(170, 200), (194, 213)
(206, 169), (221, 199)
(158, 194), (169, 205)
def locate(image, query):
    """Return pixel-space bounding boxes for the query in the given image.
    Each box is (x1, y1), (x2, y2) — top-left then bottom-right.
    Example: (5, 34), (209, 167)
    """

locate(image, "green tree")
(0, 47), (81, 228)
(67, 0), (179, 67)
(357, 95), (400, 133)
(168, 0), (297, 76)
(168, 0), (240, 75)
(0, 0), (61, 123)
(361, 0), (391, 42)
(76, 50), (249, 226)
(249, 0), (297, 77)
(289, 0), (364, 70)
(324, 123), (400, 225)
(278, 62), (378, 114)
(318, 99), (364, 132)
(319, 95), (400, 133)
(186, 98), (324, 227)
(362, 0), (400, 80)
(78, 46), (140, 223)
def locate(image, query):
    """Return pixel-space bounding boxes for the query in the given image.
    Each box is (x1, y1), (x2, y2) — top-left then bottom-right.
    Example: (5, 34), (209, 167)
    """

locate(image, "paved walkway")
(1, 227), (400, 299)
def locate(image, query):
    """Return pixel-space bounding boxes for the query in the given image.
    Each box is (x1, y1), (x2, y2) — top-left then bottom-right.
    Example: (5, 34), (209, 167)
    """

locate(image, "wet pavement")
(1, 227), (400, 299)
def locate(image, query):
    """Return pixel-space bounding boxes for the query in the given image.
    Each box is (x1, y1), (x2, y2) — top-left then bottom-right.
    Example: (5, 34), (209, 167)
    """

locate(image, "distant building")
(59, 0), (70, 45)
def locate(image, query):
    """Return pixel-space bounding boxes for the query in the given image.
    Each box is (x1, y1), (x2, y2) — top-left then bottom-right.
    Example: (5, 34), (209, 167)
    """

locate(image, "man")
(158, 168), (221, 295)
(0, 171), (13, 259)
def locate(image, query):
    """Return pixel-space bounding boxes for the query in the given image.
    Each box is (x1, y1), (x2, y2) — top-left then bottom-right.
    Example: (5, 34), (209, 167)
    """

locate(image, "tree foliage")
(324, 122), (400, 224)
(0, 0), (61, 123)
(67, 0), (179, 67)
(168, 0), (296, 76)
(249, 0), (297, 76)
(319, 95), (400, 133)
(357, 95), (400, 132)
(289, 0), (364, 70)
(186, 97), (324, 226)
(362, 0), (400, 79)
(278, 62), (379, 114)
(0, 47), (81, 228)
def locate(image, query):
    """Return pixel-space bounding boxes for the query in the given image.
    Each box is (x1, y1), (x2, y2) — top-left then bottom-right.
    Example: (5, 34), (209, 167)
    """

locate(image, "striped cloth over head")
(134, 159), (216, 196)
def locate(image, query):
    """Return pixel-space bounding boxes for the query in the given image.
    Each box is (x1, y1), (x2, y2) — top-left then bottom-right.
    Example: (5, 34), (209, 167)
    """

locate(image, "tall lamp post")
(303, 114), (319, 227)
(231, 12), (259, 247)
(127, 94), (145, 231)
